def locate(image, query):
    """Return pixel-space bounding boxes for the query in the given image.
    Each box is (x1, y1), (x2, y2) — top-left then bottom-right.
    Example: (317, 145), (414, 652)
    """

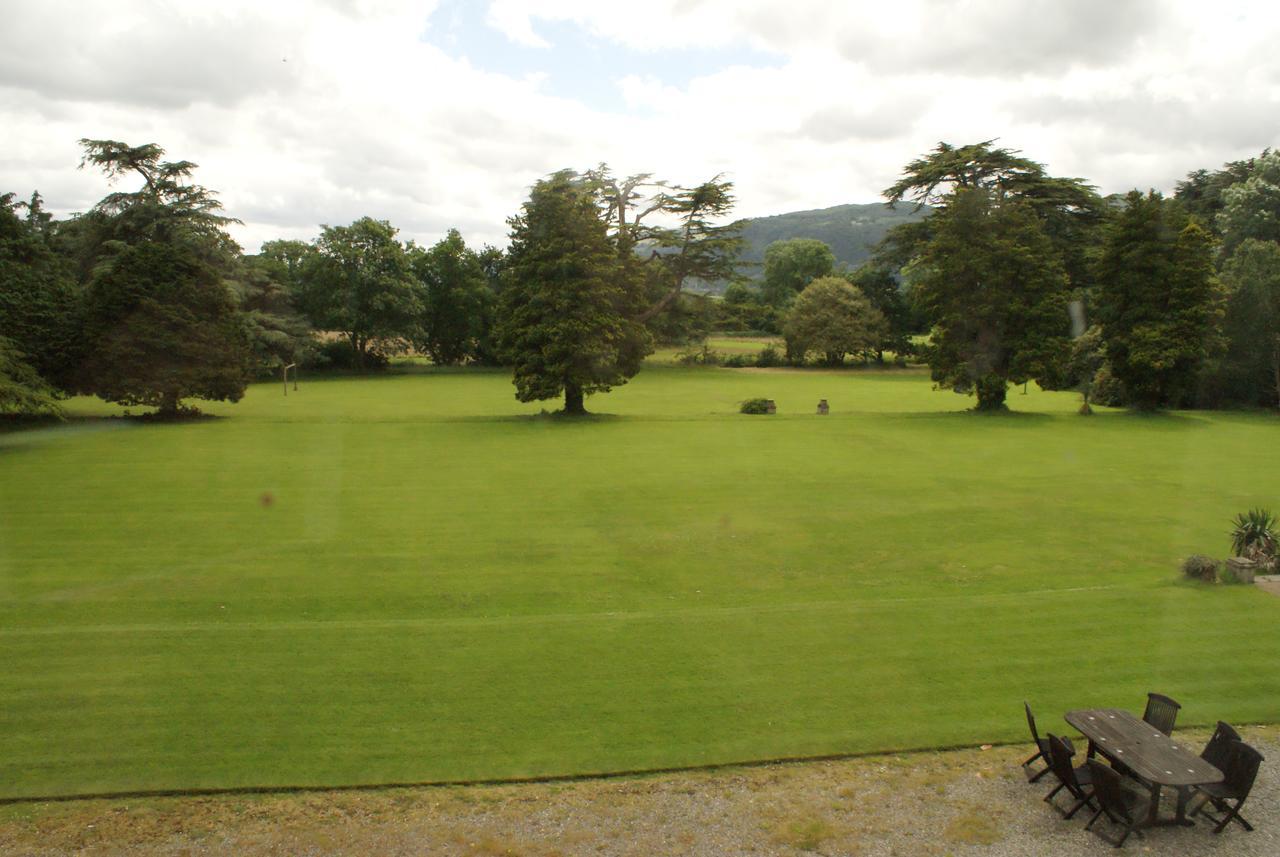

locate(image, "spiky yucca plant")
(1231, 509), (1277, 562)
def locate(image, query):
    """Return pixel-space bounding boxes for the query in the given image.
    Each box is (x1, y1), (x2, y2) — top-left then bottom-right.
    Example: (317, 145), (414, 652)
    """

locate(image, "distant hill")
(727, 201), (931, 286)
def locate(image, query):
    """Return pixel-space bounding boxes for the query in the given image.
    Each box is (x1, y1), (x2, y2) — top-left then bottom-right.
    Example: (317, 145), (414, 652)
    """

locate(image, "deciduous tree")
(294, 217), (423, 371)
(784, 276), (887, 365)
(761, 238), (835, 306)
(409, 229), (494, 365)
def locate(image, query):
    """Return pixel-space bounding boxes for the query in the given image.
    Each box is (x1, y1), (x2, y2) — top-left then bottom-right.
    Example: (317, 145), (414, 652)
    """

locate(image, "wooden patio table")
(1065, 708), (1223, 828)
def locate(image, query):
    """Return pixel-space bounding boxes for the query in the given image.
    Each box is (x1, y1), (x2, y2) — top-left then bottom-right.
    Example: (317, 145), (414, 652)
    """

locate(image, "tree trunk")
(157, 390), (181, 418)
(349, 334), (367, 373)
(562, 380), (587, 415)
(1272, 336), (1280, 409)
(974, 375), (1008, 412)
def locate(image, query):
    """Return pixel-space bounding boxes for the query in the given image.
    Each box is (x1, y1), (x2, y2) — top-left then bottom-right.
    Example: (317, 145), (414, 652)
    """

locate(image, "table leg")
(1145, 783), (1162, 828)
(1174, 787), (1195, 826)
(1086, 740), (1096, 760)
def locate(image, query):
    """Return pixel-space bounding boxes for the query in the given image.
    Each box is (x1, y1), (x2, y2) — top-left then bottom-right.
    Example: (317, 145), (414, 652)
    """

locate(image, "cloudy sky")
(2, 0), (1277, 252)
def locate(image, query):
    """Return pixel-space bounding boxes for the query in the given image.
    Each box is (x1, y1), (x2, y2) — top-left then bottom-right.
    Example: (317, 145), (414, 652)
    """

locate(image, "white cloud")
(0, 0), (1278, 253)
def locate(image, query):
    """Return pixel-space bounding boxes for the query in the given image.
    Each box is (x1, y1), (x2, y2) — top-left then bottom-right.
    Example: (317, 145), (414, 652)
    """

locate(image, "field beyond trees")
(2, 365), (1279, 800)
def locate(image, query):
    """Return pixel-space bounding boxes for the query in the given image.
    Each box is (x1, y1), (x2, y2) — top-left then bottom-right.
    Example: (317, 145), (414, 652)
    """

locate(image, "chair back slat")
(1047, 734), (1084, 797)
(1025, 702), (1041, 744)
(1142, 692), (1181, 735)
(1201, 721), (1241, 771)
(1224, 741), (1264, 799)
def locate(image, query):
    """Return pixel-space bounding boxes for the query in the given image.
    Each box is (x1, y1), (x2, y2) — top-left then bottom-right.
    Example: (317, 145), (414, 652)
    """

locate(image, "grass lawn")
(2, 365), (1279, 799)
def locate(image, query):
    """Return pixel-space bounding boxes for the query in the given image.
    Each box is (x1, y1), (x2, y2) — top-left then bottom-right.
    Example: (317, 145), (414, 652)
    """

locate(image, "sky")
(1, 0), (1277, 253)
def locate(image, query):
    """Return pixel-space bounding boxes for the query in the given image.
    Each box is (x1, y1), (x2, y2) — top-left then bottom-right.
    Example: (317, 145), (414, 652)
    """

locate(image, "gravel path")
(1, 727), (1275, 856)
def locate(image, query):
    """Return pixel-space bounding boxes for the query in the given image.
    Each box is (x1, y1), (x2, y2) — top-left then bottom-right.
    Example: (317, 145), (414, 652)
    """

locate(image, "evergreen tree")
(0, 336), (63, 418)
(497, 172), (650, 415)
(1094, 192), (1221, 410)
(72, 139), (254, 415)
(911, 189), (1071, 411)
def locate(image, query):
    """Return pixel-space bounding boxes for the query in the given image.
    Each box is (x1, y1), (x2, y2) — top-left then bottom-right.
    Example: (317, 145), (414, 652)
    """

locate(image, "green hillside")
(733, 201), (931, 279)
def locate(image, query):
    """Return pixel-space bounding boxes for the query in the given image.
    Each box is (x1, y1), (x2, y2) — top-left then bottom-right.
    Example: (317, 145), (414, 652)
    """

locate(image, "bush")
(723, 353), (755, 368)
(740, 398), (772, 414)
(312, 340), (390, 372)
(1091, 362), (1126, 407)
(1181, 554), (1219, 582)
(755, 344), (784, 368)
(675, 344), (722, 366)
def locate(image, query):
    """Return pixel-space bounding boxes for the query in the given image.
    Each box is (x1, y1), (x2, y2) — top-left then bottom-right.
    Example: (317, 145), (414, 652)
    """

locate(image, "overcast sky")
(2, 0), (1277, 252)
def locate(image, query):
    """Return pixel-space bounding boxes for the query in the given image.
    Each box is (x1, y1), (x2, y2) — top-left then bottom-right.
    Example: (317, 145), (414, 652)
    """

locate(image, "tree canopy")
(293, 217), (423, 371)
(761, 238), (835, 306)
(1094, 192), (1221, 411)
(784, 276), (887, 366)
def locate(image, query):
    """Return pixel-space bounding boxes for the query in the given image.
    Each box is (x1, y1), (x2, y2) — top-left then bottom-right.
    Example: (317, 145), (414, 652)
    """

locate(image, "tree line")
(1, 137), (1278, 416)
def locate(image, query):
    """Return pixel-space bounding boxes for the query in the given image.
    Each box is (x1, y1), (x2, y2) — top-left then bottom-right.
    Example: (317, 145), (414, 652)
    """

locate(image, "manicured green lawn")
(2, 365), (1278, 799)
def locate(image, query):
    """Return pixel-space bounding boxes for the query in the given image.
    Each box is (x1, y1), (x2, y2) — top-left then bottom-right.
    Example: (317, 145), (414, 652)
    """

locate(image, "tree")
(0, 336), (63, 418)
(497, 171), (650, 415)
(761, 238), (835, 306)
(0, 192), (80, 387)
(911, 189), (1071, 411)
(236, 255), (318, 375)
(882, 140), (1102, 290)
(1094, 192), (1221, 411)
(1218, 150), (1280, 255)
(844, 264), (915, 362)
(77, 242), (252, 415)
(784, 276), (887, 365)
(409, 229), (494, 365)
(1175, 150), (1267, 234)
(294, 217), (423, 371)
(72, 139), (254, 415)
(584, 166), (743, 325)
(1218, 239), (1280, 407)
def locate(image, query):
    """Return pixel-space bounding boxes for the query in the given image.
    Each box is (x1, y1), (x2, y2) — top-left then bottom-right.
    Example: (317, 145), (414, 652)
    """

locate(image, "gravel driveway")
(1, 727), (1275, 855)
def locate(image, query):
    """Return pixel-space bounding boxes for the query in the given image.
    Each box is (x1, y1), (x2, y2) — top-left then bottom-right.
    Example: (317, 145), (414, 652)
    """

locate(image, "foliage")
(584, 165), (743, 328)
(844, 263), (916, 360)
(722, 353), (754, 368)
(75, 242), (253, 414)
(1181, 554), (1220, 583)
(910, 189), (1071, 411)
(498, 171), (651, 414)
(70, 140), (254, 414)
(675, 343), (722, 366)
(293, 217), (423, 372)
(739, 397), (772, 414)
(761, 238), (835, 306)
(783, 276), (887, 366)
(881, 140), (1102, 294)
(0, 336), (64, 418)
(313, 338), (389, 372)
(409, 229), (495, 365)
(236, 255), (318, 375)
(1218, 150), (1280, 255)
(1204, 239), (1280, 408)
(1094, 192), (1222, 410)
(0, 192), (81, 388)
(1231, 508), (1277, 560)
(1175, 151), (1263, 232)
(755, 343), (784, 367)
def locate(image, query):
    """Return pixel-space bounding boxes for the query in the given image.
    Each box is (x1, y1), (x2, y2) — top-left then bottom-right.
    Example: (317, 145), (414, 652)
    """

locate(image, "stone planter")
(817, 399), (829, 415)
(766, 399), (776, 415)
(1225, 556), (1257, 584)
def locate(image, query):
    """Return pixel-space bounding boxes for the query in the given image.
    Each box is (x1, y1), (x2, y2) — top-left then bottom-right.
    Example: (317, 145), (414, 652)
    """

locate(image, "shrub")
(755, 344), (784, 368)
(1181, 554), (1219, 582)
(1231, 508), (1277, 566)
(740, 398), (772, 414)
(1091, 362), (1126, 407)
(675, 344), (722, 366)
(313, 340), (389, 372)
(723, 353), (754, 368)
